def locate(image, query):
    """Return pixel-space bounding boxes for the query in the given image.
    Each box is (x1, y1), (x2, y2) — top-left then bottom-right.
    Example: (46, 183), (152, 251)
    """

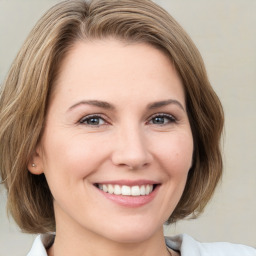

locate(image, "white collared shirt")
(27, 233), (256, 256)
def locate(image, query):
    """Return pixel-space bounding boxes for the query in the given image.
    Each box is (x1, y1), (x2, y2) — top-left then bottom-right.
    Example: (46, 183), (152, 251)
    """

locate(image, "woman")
(0, 0), (255, 255)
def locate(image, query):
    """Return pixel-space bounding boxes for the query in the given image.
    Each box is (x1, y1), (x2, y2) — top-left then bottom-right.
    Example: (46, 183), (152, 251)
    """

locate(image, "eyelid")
(79, 114), (109, 125)
(147, 113), (177, 124)
(78, 112), (177, 126)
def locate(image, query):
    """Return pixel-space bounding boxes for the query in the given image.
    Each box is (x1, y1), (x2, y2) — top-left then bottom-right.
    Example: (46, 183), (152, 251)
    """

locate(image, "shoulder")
(165, 234), (256, 256)
(27, 234), (55, 256)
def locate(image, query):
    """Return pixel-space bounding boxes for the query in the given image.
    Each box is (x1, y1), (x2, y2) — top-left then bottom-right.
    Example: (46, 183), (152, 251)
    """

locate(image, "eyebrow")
(147, 99), (185, 111)
(68, 99), (185, 112)
(68, 100), (115, 112)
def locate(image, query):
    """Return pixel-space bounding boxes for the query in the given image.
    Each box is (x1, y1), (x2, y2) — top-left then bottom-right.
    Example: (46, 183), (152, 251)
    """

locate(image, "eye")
(79, 114), (107, 126)
(148, 113), (176, 125)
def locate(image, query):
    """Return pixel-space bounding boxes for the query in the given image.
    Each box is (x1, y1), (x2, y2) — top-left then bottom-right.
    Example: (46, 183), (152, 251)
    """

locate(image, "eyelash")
(147, 113), (176, 125)
(79, 114), (108, 126)
(78, 113), (176, 127)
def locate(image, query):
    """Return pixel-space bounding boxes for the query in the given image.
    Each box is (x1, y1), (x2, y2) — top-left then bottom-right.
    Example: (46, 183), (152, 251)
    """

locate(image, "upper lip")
(94, 179), (160, 186)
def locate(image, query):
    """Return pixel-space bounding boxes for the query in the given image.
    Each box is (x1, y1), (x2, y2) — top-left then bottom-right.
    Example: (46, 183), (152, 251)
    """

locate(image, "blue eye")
(149, 114), (176, 125)
(79, 115), (106, 126)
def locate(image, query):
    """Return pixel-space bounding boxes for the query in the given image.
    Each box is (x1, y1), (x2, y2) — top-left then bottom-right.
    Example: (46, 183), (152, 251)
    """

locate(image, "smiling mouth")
(95, 184), (158, 196)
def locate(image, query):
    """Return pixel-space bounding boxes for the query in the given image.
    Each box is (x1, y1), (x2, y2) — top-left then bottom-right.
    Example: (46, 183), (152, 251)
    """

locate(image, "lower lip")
(96, 185), (159, 208)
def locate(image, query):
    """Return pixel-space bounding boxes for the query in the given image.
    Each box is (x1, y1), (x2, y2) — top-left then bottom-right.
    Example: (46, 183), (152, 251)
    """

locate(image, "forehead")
(50, 39), (185, 108)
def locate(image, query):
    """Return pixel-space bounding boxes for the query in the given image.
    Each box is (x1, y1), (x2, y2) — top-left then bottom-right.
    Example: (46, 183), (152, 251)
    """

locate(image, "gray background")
(0, 0), (255, 255)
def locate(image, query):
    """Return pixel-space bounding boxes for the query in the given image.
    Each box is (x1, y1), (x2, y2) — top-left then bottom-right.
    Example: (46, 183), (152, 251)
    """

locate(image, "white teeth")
(108, 184), (114, 194)
(131, 186), (140, 196)
(103, 184), (108, 192)
(122, 185), (131, 195)
(140, 185), (146, 195)
(146, 184), (151, 195)
(114, 184), (121, 195)
(97, 184), (154, 196)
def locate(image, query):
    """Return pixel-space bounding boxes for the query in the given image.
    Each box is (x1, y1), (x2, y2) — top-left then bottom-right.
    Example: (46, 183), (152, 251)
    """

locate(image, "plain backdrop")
(0, 0), (255, 255)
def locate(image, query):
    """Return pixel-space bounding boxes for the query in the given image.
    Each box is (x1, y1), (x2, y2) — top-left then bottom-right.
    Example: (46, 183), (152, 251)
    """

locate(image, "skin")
(29, 39), (193, 256)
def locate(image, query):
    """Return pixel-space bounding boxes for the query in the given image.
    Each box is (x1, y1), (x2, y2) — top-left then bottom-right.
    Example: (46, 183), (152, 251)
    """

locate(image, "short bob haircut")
(0, 0), (224, 234)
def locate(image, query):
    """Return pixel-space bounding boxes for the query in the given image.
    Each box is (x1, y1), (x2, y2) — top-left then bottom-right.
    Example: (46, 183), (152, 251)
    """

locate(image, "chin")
(100, 220), (163, 244)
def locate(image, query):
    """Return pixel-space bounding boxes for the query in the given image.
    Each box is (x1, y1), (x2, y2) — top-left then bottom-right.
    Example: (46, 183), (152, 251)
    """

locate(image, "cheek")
(154, 132), (193, 176)
(42, 132), (109, 181)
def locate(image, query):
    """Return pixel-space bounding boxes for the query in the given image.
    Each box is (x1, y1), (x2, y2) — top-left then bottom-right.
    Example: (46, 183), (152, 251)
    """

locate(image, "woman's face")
(33, 39), (193, 243)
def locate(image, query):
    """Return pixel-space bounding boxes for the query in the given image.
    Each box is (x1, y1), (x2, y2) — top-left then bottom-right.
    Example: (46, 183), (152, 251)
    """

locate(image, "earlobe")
(27, 147), (44, 175)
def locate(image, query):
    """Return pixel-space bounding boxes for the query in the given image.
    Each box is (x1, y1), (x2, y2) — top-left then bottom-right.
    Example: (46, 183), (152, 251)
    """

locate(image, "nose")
(111, 126), (152, 170)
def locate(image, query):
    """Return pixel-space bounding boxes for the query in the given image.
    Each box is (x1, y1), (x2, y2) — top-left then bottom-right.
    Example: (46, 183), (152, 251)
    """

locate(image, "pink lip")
(94, 181), (160, 208)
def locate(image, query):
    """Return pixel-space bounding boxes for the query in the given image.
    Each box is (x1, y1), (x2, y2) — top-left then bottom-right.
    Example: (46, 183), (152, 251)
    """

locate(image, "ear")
(27, 145), (44, 175)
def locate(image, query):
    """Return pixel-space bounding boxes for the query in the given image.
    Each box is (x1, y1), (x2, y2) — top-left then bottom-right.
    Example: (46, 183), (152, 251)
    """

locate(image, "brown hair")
(0, 0), (224, 233)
